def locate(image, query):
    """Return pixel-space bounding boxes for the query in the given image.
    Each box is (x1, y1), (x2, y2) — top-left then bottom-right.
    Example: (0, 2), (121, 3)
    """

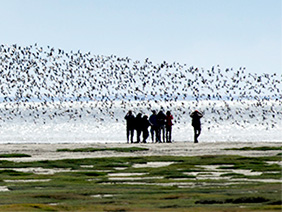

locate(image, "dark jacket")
(149, 113), (157, 127)
(190, 110), (203, 128)
(135, 113), (143, 130)
(157, 111), (166, 127)
(124, 113), (135, 129)
(142, 116), (151, 131)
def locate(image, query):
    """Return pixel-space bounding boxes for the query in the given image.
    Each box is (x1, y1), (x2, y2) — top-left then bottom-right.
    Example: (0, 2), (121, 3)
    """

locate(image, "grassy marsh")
(0, 154), (31, 158)
(0, 152), (280, 211)
(225, 146), (282, 151)
(56, 147), (149, 153)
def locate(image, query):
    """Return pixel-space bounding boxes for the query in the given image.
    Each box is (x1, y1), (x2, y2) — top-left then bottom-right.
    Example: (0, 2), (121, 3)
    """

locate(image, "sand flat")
(0, 141), (281, 162)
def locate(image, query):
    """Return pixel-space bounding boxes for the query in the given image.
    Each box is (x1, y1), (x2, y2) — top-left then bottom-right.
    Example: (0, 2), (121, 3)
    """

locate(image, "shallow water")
(0, 100), (281, 143)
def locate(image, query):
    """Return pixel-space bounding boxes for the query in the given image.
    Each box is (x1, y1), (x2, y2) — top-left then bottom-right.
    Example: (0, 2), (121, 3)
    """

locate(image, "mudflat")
(0, 141), (281, 162)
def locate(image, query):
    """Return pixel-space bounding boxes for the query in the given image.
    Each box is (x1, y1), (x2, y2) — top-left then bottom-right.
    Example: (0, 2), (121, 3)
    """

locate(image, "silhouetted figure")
(142, 115), (151, 143)
(165, 111), (173, 143)
(124, 110), (135, 143)
(157, 111), (166, 142)
(190, 110), (203, 143)
(149, 110), (158, 142)
(135, 113), (143, 143)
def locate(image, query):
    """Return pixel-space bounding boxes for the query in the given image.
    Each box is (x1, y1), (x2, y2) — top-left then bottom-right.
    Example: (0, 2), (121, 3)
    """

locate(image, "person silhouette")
(135, 113), (143, 143)
(190, 110), (203, 143)
(124, 110), (135, 143)
(165, 111), (173, 143)
(149, 110), (158, 142)
(157, 111), (166, 143)
(142, 115), (151, 143)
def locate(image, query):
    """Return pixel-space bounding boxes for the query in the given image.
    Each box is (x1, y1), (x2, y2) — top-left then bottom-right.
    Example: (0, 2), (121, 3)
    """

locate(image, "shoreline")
(0, 141), (281, 162)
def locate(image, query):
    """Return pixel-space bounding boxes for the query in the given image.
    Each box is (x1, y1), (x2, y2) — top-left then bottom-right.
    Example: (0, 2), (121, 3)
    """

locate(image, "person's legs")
(156, 127), (160, 142)
(159, 126), (164, 142)
(162, 126), (165, 143)
(166, 126), (171, 142)
(130, 128), (134, 143)
(126, 128), (130, 143)
(197, 128), (201, 138)
(151, 127), (154, 142)
(143, 130), (149, 143)
(137, 130), (141, 143)
(154, 127), (158, 142)
(194, 128), (198, 143)
(194, 127), (201, 143)
(166, 126), (168, 142)
(168, 126), (172, 142)
(159, 127), (162, 142)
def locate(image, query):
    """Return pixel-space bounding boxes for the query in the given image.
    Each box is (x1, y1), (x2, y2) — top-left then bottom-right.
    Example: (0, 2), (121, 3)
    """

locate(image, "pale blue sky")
(0, 0), (281, 75)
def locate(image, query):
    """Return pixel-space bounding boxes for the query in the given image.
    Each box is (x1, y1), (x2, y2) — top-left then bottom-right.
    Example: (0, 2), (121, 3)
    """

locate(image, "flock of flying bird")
(0, 44), (281, 130)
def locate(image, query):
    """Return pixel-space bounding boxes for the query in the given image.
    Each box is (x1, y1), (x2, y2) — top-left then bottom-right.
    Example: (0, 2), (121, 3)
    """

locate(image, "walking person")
(190, 110), (203, 143)
(165, 111), (173, 143)
(149, 110), (158, 142)
(124, 110), (135, 143)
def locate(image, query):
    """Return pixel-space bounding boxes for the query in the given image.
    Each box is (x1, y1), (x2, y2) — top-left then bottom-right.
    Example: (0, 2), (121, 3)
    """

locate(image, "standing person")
(165, 111), (173, 143)
(149, 110), (158, 142)
(135, 113), (143, 143)
(142, 115), (151, 143)
(157, 110), (166, 143)
(124, 110), (135, 143)
(190, 110), (203, 143)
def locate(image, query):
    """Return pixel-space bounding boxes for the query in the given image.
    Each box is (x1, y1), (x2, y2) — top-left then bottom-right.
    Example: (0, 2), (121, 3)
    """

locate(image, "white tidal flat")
(0, 100), (280, 143)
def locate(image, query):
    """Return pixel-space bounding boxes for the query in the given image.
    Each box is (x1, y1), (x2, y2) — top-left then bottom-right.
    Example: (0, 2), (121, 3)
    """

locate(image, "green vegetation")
(0, 170), (32, 177)
(0, 154), (280, 211)
(0, 154), (31, 158)
(195, 196), (270, 204)
(57, 146), (149, 153)
(225, 146), (282, 151)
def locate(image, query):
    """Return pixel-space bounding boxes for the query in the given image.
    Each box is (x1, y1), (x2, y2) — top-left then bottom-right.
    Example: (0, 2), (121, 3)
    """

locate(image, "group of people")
(124, 110), (174, 143)
(125, 109), (203, 143)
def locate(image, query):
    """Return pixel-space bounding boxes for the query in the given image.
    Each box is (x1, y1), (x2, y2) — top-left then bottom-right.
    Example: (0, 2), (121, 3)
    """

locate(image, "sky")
(0, 0), (281, 75)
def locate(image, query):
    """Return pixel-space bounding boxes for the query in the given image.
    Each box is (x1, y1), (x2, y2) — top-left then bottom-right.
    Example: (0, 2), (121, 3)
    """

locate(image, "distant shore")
(0, 141), (281, 162)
